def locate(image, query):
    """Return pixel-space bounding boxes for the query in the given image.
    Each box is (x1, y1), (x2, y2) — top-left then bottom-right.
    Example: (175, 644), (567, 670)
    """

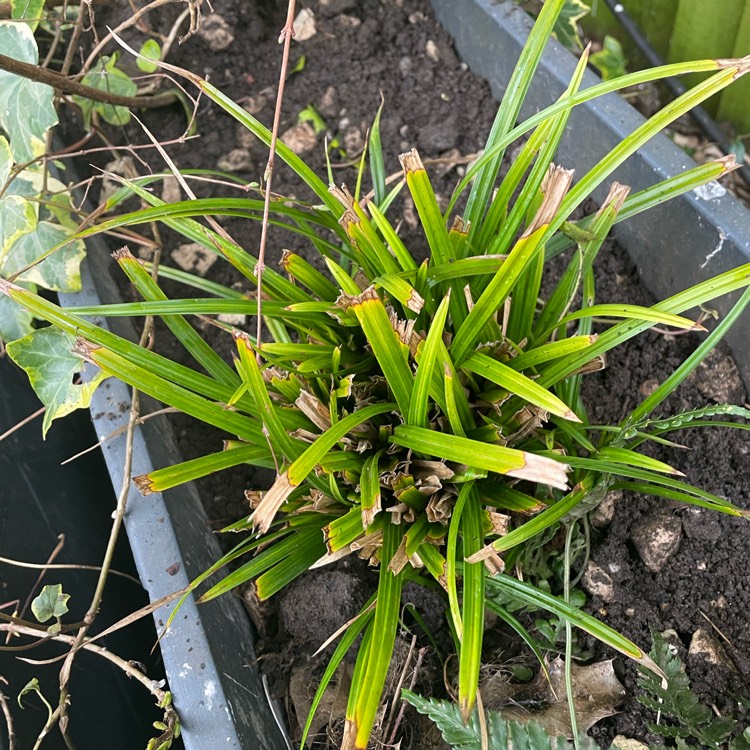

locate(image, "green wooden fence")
(586, 0), (750, 135)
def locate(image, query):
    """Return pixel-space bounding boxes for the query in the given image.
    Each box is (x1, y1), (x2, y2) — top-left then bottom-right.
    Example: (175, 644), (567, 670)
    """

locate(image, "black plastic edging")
(58, 240), (289, 750)
(430, 0), (750, 388)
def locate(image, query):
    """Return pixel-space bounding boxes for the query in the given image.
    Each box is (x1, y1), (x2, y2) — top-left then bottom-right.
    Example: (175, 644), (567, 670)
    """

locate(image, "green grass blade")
(135, 443), (272, 494)
(463, 351), (579, 421)
(346, 287), (414, 415)
(367, 201), (418, 272)
(408, 292), (451, 428)
(350, 519), (405, 749)
(301, 597), (376, 748)
(459, 484), (485, 720)
(400, 149), (453, 265)
(625, 286), (750, 427)
(509, 336), (597, 371)
(369, 96), (386, 206)
(464, 0), (566, 233)
(115, 248), (239, 387)
(485, 574), (662, 675)
(469, 478), (592, 562)
(391, 425), (570, 490)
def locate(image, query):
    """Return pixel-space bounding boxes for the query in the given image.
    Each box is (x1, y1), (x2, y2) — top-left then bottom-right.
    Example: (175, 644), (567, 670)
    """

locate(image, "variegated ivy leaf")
(553, 0), (590, 50)
(0, 135), (11, 185)
(0, 290), (34, 342)
(31, 583), (70, 623)
(11, 0), (46, 32)
(0, 21), (58, 162)
(0, 195), (36, 266)
(1, 220), (85, 292)
(6, 328), (107, 437)
(74, 53), (137, 128)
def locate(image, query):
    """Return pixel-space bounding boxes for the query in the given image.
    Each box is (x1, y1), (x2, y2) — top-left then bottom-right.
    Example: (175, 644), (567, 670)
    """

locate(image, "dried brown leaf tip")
(329, 183), (359, 230)
(598, 182), (631, 215)
(133, 474), (154, 495)
(295, 390), (332, 431)
(522, 164), (575, 238)
(398, 147), (425, 175)
(251, 472), (295, 534)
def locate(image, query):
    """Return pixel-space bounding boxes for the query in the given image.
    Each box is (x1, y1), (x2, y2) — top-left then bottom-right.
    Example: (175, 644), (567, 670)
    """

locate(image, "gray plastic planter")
(58, 236), (289, 750)
(48, 4), (750, 749)
(431, 0), (750, 388)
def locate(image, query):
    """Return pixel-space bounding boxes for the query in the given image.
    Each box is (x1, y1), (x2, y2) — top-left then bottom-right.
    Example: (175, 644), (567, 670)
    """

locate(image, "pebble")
(170, 243), (217, 276)
(317, 86), (339, 118)
(161, 175), (181, 204)
(689, 628), (733, 669)
(693, 349), (745, 403)
(417, 116), (459, 153)
(425, 40), (440, 62)
(217, 148), (253, 173)
(217, 313), (246, 327)
(631, 512), (682, 573)
(611, 738), (650, 750)
(293, 8), (317, 41)
(399, 56), (413, 77)
(281, 122), (317, 155)
(408, 10), (426, 23)
(198, 14), (234, 51)
(582, 561), (616, 602)
(343, 126), (365, 155)
(591, 490), (621, 528)
(243, 94), (267, 115)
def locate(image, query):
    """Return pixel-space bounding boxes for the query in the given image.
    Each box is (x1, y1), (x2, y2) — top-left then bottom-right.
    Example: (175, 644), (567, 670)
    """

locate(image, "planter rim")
(430, 0), (750, 389)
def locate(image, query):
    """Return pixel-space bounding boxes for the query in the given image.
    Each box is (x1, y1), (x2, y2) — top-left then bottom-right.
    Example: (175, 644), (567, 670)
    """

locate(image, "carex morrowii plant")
(3, 1), (750, 747)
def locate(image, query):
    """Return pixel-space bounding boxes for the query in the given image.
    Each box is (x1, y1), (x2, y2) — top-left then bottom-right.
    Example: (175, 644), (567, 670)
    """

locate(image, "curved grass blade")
(485, 574), (663, 675)
(469, 478), (592, 562)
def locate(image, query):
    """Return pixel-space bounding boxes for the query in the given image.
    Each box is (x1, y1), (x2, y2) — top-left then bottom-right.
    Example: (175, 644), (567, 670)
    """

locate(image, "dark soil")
(59, 0), (750, 747)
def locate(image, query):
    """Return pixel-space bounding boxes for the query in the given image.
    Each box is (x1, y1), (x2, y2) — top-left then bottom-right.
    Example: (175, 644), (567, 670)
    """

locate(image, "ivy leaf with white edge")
(6, 328), (107, 436)
(1, 220), (86, 292)
(73, 53), (137, 128)
(0, 21), (58, 162)
(552, 0), (590, 50)
(0, 135), (12, 185)
(11, 0), (46, 32)
(0, 195), (37, 266)
(31, 583), (70, 623)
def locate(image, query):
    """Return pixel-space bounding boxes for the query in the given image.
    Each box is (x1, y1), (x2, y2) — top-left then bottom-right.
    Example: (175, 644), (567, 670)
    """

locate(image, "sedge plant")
(4, 1), (750, 747)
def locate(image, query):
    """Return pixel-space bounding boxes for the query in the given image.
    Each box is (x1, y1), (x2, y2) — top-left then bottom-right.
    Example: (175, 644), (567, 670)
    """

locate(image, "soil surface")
(59, 0), (750, 747)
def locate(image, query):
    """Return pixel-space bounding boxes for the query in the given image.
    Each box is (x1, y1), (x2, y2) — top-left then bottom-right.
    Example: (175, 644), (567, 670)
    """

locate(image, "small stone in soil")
(417, 116), (459, 153)
(688, 628), (734, 669)
(161, 174), (181, 204)
(693, 349), (746, 403)
(217, 148), (253, 173)
(198, 13), (235, 51)
(243, 94), (267, 115)
(582, 561), (616, 602)
(217, 313), (246, 327)
(293, 8), (317, 41)
(611, 737), (650, 750)
(631, 512), (682, 573)
(317, 85), (339, 118)
(425, 39), (440, 62)
(171, 243), (218, 276)
(591, 490), (621, 528)
(342, 126), (364, 154)
(281, 122), (317, 155)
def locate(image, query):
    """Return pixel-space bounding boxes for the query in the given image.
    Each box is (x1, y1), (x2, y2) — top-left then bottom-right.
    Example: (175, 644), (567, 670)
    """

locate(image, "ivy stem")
(0, 53), (178, 108)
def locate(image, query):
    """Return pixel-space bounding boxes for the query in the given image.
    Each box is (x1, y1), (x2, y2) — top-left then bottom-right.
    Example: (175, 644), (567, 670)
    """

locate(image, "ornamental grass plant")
(4, 1), (750, 747)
